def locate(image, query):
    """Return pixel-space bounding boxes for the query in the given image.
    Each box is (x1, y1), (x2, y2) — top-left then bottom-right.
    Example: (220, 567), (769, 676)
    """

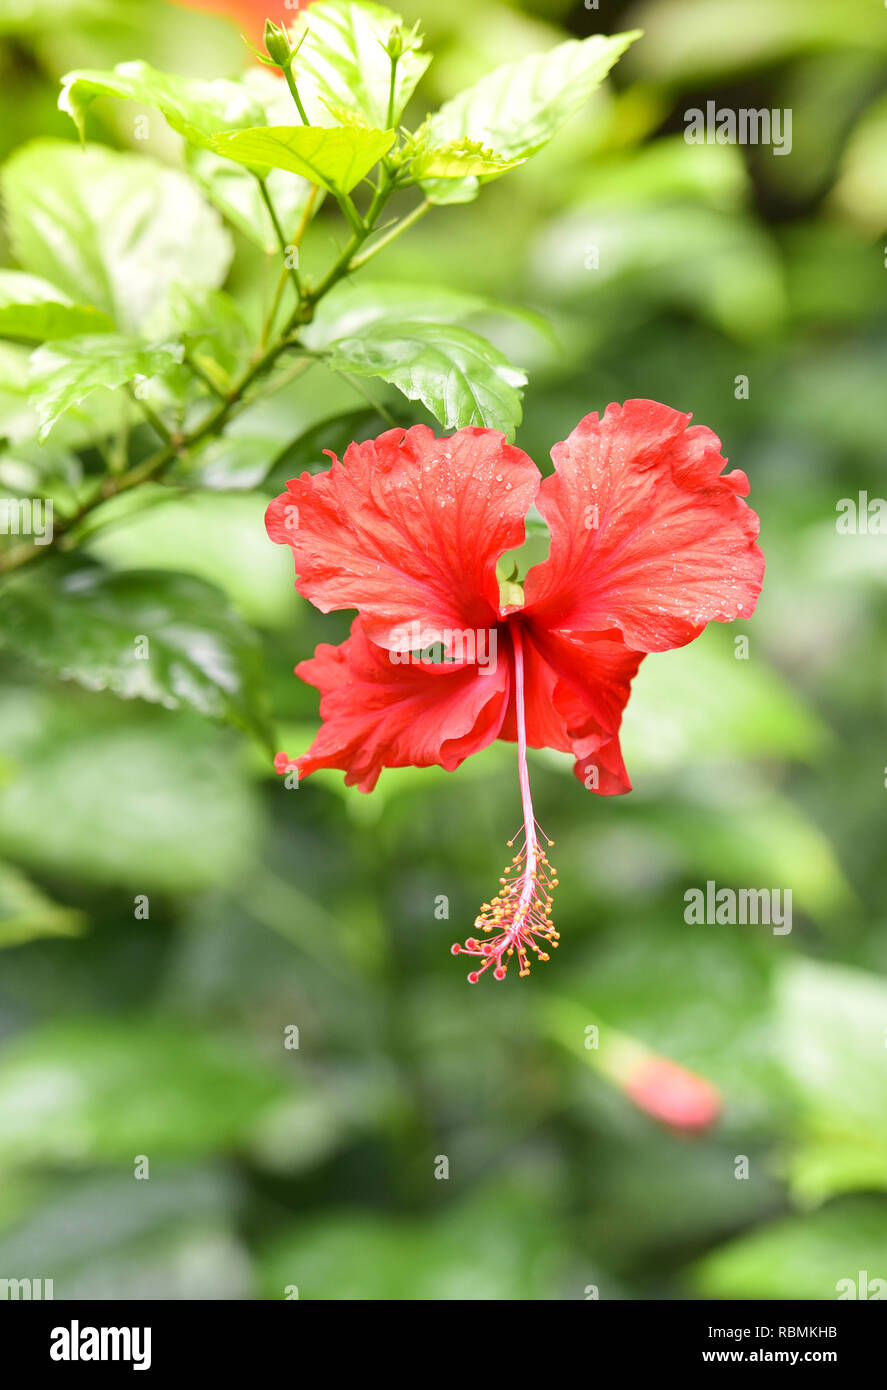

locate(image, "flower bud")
(383, 19), (423, 62)
(264, 18), (293, 68)
(622, 1055), (722, 1133)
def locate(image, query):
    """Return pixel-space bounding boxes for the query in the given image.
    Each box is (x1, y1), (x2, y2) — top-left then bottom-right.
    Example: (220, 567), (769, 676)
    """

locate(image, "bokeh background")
(0, 0), (886, 1299)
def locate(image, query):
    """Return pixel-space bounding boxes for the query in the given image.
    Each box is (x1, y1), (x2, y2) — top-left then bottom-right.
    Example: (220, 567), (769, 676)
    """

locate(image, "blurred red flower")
(622, 1054), (723, 1133)
(172, 0), (309, 42)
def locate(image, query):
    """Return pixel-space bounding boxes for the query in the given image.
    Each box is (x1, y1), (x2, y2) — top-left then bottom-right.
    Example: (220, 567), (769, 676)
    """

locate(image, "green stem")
(386, 53), (399, 130)
(336, 370), (398, 427)
(256, 177), (302, 300)
(0, 166), (420, 575)
(183, 351), (227, 401)
(348, 198), (431, 271)
(261, 265), (291, 348)
(0, 337), (300, 573)
(282, 63), (310, 126)
(126, 385), (175, 447)
(109, 395), (129, 475)
(299, 176), (396, 313)
(292, 185), (319, 246)
(260, 186), (320, 347)
(336, 191), (366, 237)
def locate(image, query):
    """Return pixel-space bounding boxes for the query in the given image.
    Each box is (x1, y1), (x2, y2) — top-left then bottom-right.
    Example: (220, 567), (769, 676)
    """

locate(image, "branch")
(0, 337), (301, 573)
(0, 165), (428, 576)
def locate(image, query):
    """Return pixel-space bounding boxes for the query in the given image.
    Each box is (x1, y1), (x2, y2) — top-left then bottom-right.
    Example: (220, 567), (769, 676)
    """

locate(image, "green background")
(0, 0), (885, 1299)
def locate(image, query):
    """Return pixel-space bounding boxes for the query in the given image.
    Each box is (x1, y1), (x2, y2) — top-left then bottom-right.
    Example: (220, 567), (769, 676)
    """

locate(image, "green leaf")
(0, 687), (262, 891)
(0, 861), (85, 948)
(28, 335), (182, 440)
(0, 1017), (287, 1163)
(304, 279), (534, 347)
(0, 341), (132, 451)
(0, 271), (114, 343)
(694, 1197), (887, 1300)
(292, 1), (431, 128)
(259, 1177), (564, 1299)
(0, 1169), (251, 1300)
(0, 566), (274, 750)
(778, 959), (887, 1204)
(323, 320), (526, 435)
(409, 134), (525, 182)
(209, 123), (394, 195)
(1, 140), (232, 332)
(416, 174), (481, 206)
(422, 30), (640, 199)
(428, 29), (640, 157)
(262, 407), (387, 494)
(59, 61), (266, 149)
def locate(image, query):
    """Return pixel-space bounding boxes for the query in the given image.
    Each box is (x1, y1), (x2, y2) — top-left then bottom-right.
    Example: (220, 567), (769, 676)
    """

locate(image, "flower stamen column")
(452, 624), (560, 981)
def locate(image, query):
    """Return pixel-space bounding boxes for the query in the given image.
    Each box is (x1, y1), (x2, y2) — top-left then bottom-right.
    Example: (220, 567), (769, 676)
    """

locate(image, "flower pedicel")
(266, 399), (764, 981)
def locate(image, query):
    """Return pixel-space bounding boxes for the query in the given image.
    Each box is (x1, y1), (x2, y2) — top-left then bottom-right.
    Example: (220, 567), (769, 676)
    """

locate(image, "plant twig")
(256, 176), (302, 301)
(335, 370), (398, 427)
(0, 337), (299, 573)
(125, 384), (176, 448)
(348, 199), (431, 270)
(282, 64), (310, 126)
(183, 351), (227, 401)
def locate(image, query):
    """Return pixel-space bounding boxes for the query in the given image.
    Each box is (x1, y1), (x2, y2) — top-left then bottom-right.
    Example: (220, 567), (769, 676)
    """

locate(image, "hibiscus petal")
(279, 619), (509, 792)
(497, 622), (643, 795)
(266, 424), (540, 650)
(523, 400), (764, 652)
(534, 626), (643, 795)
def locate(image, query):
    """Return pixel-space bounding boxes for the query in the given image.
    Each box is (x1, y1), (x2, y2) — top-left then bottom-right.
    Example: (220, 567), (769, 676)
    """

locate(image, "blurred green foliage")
(0, 0), (885, 1300)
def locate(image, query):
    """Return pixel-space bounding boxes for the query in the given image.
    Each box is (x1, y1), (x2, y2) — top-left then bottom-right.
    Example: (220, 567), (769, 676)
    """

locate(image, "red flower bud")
(622, 1055), (722, 1133)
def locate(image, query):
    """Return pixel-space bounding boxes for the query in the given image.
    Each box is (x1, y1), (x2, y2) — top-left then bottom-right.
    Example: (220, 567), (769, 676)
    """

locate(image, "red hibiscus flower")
(266, 400), (764, 981)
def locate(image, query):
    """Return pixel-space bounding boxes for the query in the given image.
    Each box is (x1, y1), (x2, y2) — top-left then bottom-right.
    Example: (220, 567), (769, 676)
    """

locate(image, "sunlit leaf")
(28, 335), (182, 440)
(59, 61), (265, 148)
(209, 123), (394, 194)
(291, 0), (431, 128)
(411, 133), (528, 187)
(185, 68), (318, 254)
(1, 141), (232, 332)
(422, 29), (640, 202)
(0, 271), (113, 343)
